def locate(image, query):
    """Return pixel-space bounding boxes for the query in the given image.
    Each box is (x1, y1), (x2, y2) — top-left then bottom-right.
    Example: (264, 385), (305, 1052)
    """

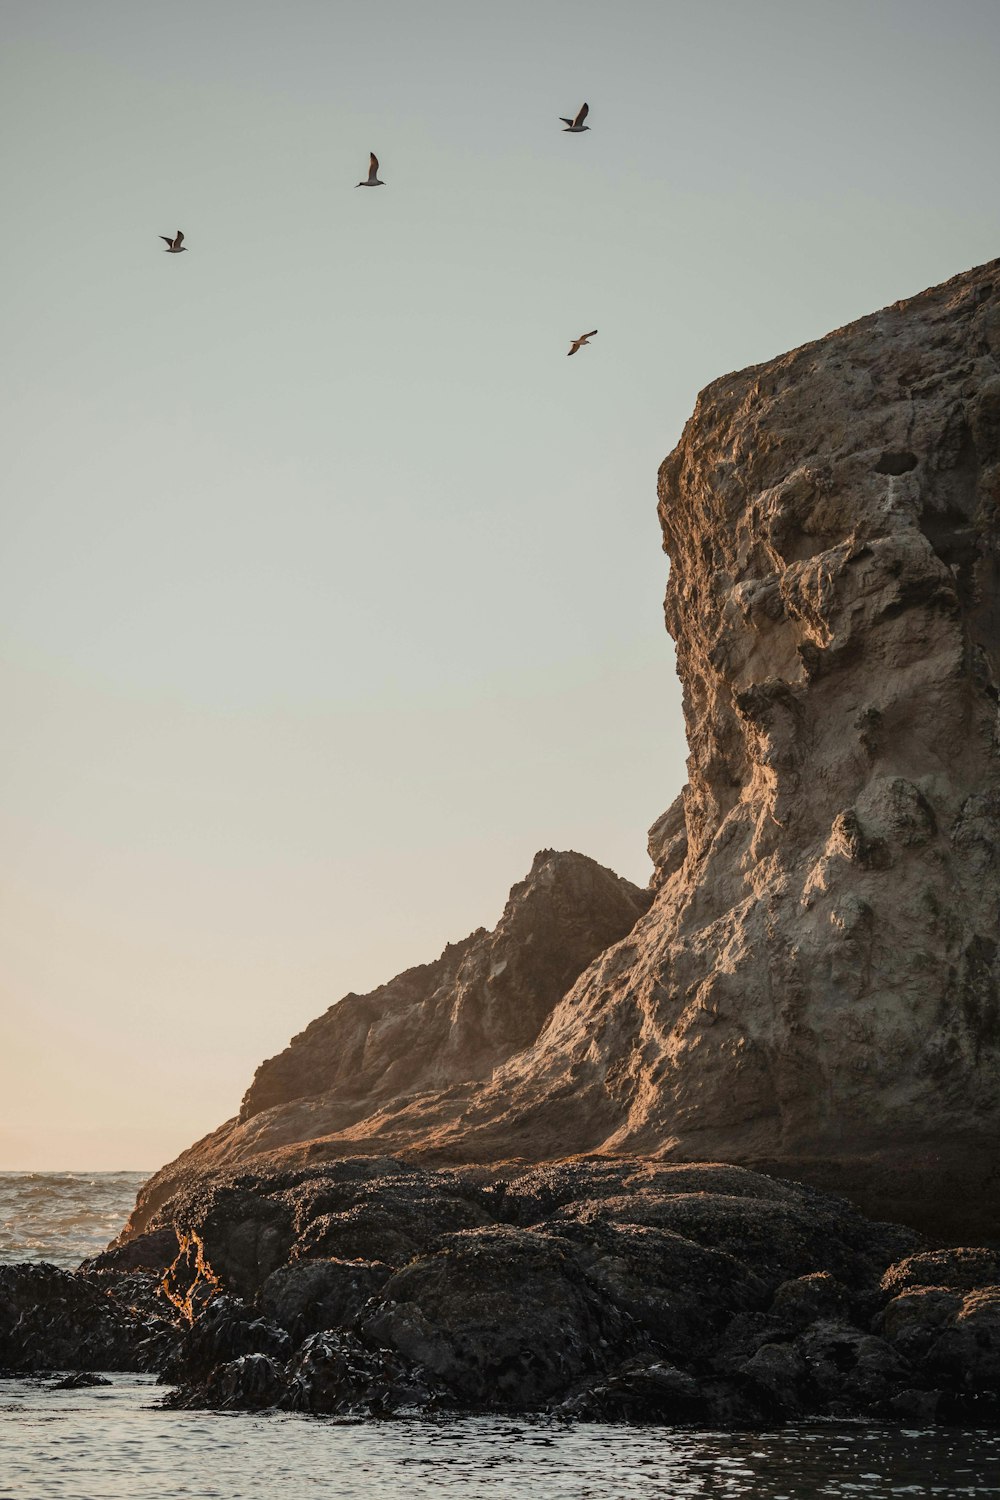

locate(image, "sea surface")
(0, 1172), (149, 1266)
(2, 1173), (1000, 1500)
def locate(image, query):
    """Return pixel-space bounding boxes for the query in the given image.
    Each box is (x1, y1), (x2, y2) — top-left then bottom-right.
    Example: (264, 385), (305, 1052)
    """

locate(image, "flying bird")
(357, 153), (385, 187)
(159, 230), (187, 253)
(567, 329), (598, 356)
(560, 103), (590, 133)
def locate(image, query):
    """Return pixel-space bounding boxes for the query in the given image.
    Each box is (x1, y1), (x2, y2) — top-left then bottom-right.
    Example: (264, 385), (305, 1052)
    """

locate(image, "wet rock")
(499, 1159), (805, 1229)
(81, 1228), (180, 1275)
(876, 1285), (964, 1361)
(796, 1321), (910, 1413)
(712, 1310), (795, 1367)
(532, 1217), (767, 1357)
(162, 1183), (295, 1299)
(559, 1358), (704, 1422)
(291, 1191), (493, 1267)
(282, 1330), (437, 1415)
(742, 1341), (809, 1416)
(81, 1154), (1000, 1424)
(50, 1371), (113, 1389)
(0, 1264), (150, 1373)
(260, 1257), (391, 1338)
(360, 1226), (628, 1408)
(167, 1352), (286, 1411)
(162, 1294), (290, 1383)
(551, 1188), (916, 1293)
(922, 1287), (1000, 1392)
(888, 1386), (942, 1422)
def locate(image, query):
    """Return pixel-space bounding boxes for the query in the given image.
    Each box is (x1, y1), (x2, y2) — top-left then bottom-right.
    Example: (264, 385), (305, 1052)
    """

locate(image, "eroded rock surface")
(425, 257), (1000, 1234)
(126, 851), (651, 1234)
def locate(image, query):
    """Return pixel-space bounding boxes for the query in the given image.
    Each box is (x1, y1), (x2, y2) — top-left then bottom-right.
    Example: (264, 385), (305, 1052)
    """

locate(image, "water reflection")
(2, 1376), (999, 1499)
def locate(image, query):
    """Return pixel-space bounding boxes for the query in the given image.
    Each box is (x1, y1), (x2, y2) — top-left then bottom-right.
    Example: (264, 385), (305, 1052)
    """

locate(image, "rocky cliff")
(131, 259), (1000, 1241)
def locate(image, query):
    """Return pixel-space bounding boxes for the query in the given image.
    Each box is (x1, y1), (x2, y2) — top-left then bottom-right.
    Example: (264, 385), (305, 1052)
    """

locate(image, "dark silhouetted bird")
(567, 329), (598, 356)
(560, 103), (590, 133)
(356, 153), (385, 187)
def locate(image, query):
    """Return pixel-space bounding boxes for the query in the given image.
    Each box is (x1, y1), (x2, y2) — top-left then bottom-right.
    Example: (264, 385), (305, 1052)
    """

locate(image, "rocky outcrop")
(0, 1262), (179, 1373)
(71, 1158), (1000, 1422)
(127, 259), (1000, 1245)
(125, 851), (652, 1232)
(11, 1157), (998, 1421)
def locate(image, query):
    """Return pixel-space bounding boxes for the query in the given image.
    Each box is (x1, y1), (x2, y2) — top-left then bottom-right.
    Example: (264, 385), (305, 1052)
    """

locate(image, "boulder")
(0, 1263), (150, 1373)
(282, 1330), (437, 1416)
(360, 1226), (628, 1408)
(260, 1258), (391, 1338)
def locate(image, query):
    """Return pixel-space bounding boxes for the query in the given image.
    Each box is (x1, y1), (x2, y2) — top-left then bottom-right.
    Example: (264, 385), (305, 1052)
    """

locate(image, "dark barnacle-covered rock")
(260, 1257), (392, 1339)
(97, 1154), (1000, 1425)
(0, 1263), (153, 1373)
(160, 1294), (290, 1384)
(50, 1371), (113, 1389)
(282, 1330), (438, 1415)
(557, 1358), (705, 1423)
(165, 1351), (287, 1411)
(359, 1225), (629, 1409)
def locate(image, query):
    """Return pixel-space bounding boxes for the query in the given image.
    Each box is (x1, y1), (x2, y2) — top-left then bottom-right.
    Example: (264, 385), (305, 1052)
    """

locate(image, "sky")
(2, 0), (999, 1171)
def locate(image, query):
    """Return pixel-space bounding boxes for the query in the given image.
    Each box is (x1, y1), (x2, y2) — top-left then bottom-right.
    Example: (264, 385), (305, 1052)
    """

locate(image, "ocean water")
(0, 1172), (148, 1267)
(2, 1173), (1000, 1499)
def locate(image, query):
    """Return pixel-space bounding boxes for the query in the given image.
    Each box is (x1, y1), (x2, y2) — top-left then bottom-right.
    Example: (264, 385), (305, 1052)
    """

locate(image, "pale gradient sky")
(2, 0), (998, 1170)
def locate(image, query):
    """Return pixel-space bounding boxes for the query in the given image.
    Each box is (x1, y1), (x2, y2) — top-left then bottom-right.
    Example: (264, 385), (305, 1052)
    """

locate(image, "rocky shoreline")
(3, 1158), (998, 1426)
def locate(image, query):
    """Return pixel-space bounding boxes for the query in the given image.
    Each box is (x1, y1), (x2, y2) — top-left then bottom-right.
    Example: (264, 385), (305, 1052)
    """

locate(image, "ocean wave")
(0, 1172), (149, 1267)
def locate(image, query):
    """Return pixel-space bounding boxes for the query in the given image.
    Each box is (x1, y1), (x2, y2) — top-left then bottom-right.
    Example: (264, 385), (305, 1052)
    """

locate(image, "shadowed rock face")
(124, 851), (652, 1234)
(128, 260), (1000, 1243)
(240, 847), (652, 1124)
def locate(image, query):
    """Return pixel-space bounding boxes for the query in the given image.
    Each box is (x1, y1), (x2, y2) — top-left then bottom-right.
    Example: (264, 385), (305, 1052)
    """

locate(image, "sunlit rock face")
(132, 260), (1000, 1241)
(446, 256), (1000, 1234)
(648, 260), (1000, 1196)
(445, 258), (1000, 1231)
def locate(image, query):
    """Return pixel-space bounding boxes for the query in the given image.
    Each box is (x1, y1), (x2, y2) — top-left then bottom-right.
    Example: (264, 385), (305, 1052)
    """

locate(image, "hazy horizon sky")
(3, 0), (999, 1170)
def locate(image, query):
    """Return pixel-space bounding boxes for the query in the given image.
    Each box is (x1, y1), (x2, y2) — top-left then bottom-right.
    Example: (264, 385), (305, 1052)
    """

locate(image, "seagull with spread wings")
(560, 103), (590, 133)
(159, 230), (187, 253)
(567, 329), (598, 357)
(356, 153), (385, 187)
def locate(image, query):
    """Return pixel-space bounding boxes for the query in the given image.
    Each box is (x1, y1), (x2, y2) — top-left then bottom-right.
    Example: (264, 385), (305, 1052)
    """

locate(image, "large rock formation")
(130, 259), (1000, 1242)
(128, 850), (653, 1230)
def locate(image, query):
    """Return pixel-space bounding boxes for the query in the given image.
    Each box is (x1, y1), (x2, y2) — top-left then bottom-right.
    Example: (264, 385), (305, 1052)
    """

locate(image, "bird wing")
(574, 102), (589, 126)
(159, 236), (174, 246)
(559, 117), (574, 126)
(175, 230), (184, 247)
(368, 153), (379, 179)
(584, 329), (598, 338)
(567, 341), (580, 356)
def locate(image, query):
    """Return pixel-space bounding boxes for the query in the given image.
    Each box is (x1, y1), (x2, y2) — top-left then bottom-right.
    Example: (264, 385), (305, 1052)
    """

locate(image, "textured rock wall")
(439, 259), (1000, 1233)
(131, 260), (1000, 1241)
